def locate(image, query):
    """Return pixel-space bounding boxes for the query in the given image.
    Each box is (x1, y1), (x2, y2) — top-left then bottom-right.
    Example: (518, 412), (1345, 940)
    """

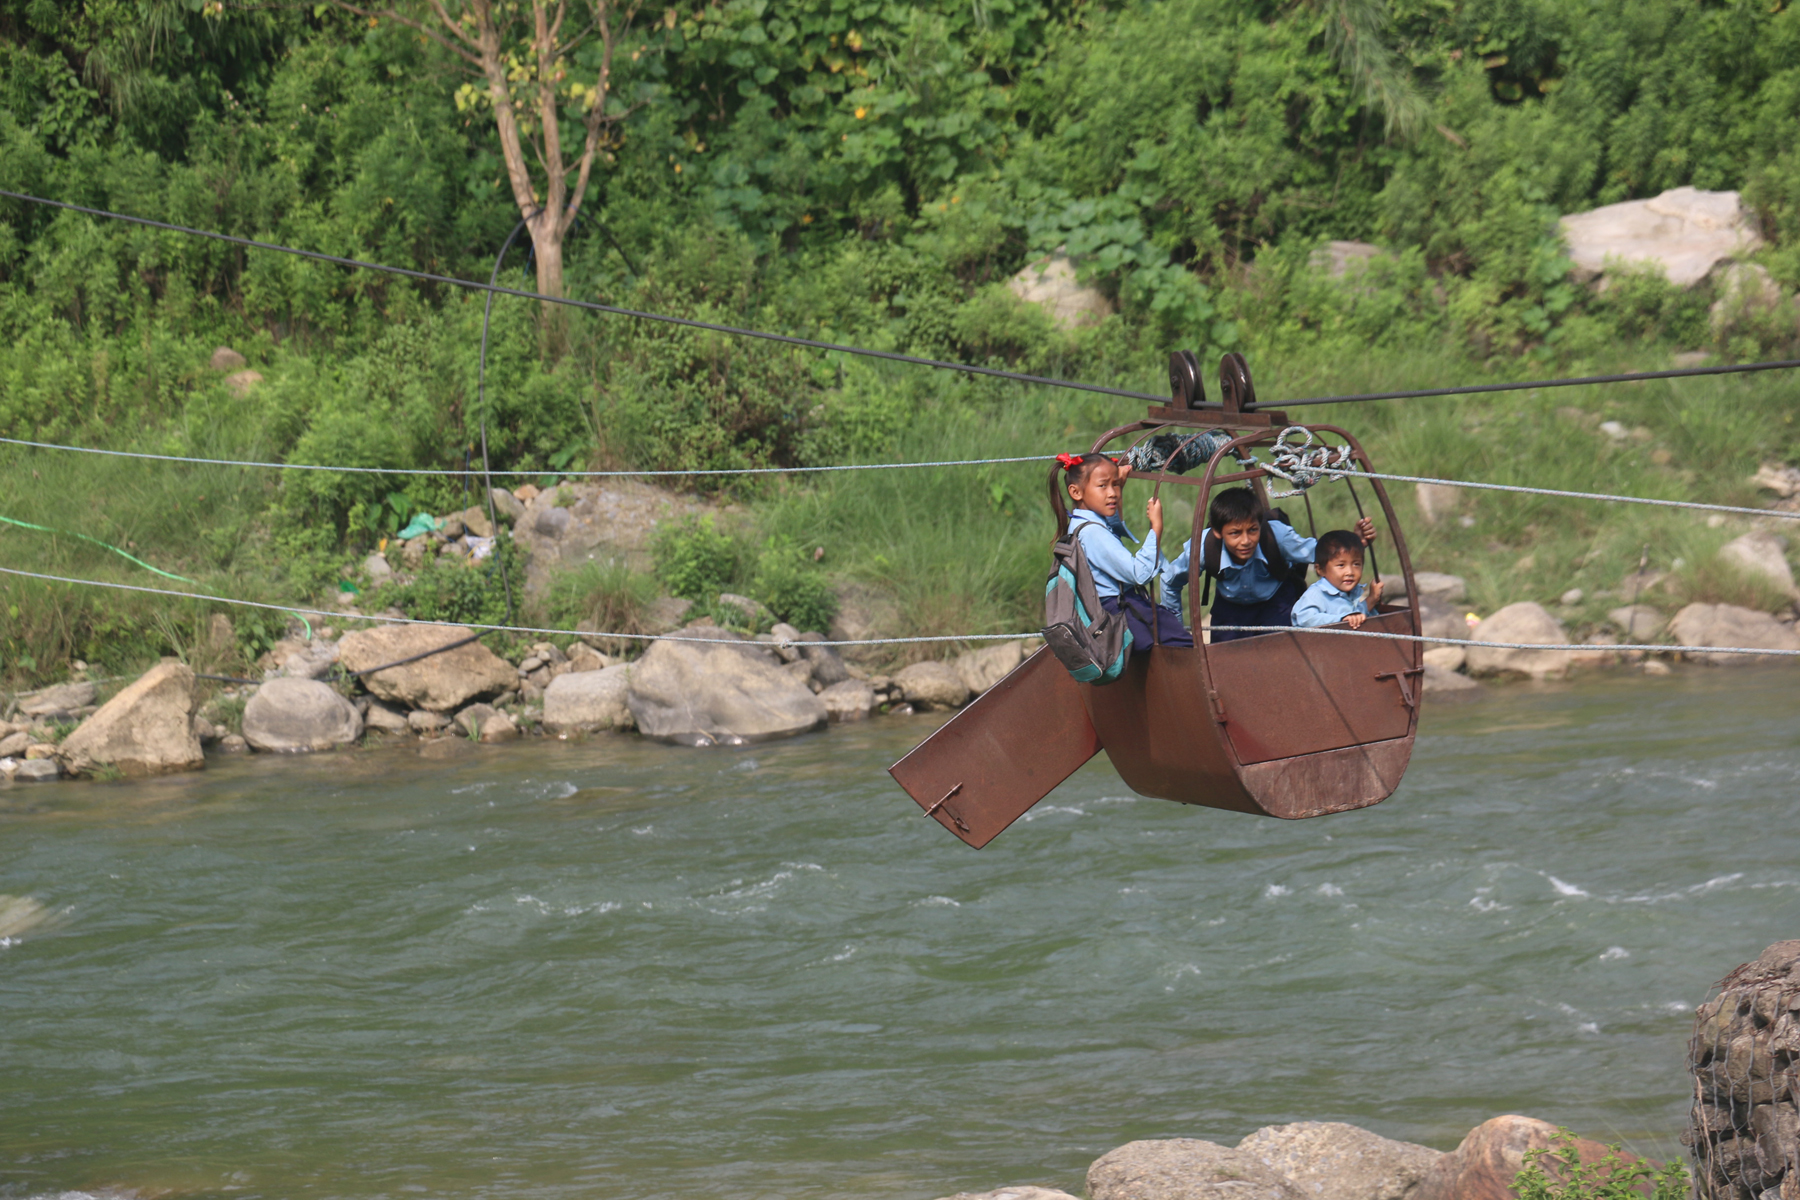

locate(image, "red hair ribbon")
(1056, 452), (1083, 469)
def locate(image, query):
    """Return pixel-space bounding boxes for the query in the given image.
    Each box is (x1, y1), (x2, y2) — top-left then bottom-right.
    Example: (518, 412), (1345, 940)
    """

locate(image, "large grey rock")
(795, 632), (850, 686)
(364, 552), (393, 583)
(1608, 604), (1665, 640)
(17, 681), (97, 718)
(829, 583), (900, 664)
(954, 641), (1026, 695)
(543, 664), (633, 731)
(1717, 530), (1796, 596)
(1560, 187), (1763, 287)
(1466, 602), (1572, 680)
(1088, 1138), (1304, 1200)
(932, 1190), (1081, 1200)
(58, 662), (202, 777)
(489, 487), (525, 522)
(0, 730), (29, 757)
(895, 660), (970, 709)
(626, 631), (826, 744)
(1009, 252), (1113, 330)
(1398, 572), (1468, 605)
(338, 624), (515, 711)
(363, 700), (410, 734)
(209, 346), (247, 371)
(1410, 1116), (1628, 1200)
(454, 703), (518, 743)
(819, 679), (876, 722)
(408, 709), (451, 733)
(1236, 1121), (1443, 1200)
(460, 506), (494, 538)
(1422, 662), (1482, 696)
(279, 639), (340, 681)
(14, 758), (60, 781)
(1669, 603), (1800, 665)
(241, 677), (362, 752)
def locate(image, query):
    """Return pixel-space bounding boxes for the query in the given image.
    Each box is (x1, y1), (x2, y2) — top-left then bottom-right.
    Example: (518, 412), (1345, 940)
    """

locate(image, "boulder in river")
(338, 624), (515, 711)
(242, 678), (363, 752)
(363, 700), (410, 734)
(1410, 1116), (1630, 1200)
(1236, 1121), (1442, 1200)
(543, 665), (634, 732)
(896, 660), (970, 709)
(454, 703), (518, 743)
(627, 630), (825, 744)
(16, 681), (98, 719)
(13, 758), (61, 781)
(1669, 603), (1800, 665)
(58, 662), (202, 777)
(1466, 603), (1573, 680)
(932, 1190), (1082, 1200)
(818, 679), (876, 722)
(1088, 1138), (1302, 1200)
(954, 641), (1026, 695)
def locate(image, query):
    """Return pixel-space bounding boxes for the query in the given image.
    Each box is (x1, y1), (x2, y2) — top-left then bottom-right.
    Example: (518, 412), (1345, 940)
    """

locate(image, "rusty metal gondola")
(888, 352), (1423, 848)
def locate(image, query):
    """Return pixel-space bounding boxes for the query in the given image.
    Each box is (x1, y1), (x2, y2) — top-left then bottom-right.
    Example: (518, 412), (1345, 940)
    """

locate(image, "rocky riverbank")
(2, 528), (1796, 782)
(933, 1113), (1666, 1200)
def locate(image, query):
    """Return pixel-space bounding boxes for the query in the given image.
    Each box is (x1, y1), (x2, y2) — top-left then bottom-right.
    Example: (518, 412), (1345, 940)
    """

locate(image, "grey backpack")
(1042, 531), (1133, 684)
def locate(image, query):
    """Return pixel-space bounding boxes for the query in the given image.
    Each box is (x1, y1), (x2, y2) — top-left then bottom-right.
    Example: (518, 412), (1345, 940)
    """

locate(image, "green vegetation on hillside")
(3, 0), (1800, 687)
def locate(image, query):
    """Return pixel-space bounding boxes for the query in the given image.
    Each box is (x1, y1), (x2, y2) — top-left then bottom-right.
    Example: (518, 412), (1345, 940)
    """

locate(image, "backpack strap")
(1199, 530), (1217, 608)
(1066, 524), (1111, 624)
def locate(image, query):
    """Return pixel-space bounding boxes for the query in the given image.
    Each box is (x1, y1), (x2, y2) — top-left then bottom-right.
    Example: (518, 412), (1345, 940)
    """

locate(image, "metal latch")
(923, 783), (970, 833)
(1375, 667), (1425, 712)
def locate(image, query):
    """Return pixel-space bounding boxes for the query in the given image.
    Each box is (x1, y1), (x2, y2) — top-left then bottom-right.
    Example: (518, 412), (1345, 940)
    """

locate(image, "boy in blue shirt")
(1291, 529), (1386, 629)
(1160, 488), (1376, 642)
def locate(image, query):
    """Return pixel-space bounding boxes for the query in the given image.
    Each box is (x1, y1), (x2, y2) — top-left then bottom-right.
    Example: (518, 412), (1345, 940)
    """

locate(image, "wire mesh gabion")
(1687, 940), (1800, 1200)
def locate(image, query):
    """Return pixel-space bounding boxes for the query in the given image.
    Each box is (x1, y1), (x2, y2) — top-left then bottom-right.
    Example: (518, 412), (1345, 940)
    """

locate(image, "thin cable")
(1262, 358), (1800, 408)
(0, 435), (1042, 477)
(1206, 623), (1800, 658)
(1346, 469), (1800, 521)
(0, 566), (1036, 647)
(0, 190), (1169, 404)
(6, 564), (1798, 659)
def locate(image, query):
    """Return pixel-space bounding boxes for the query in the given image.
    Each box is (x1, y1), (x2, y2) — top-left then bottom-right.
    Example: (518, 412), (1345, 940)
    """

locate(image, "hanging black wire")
(0, 190), (1169, 404)
(1261, 358), (1800, 408)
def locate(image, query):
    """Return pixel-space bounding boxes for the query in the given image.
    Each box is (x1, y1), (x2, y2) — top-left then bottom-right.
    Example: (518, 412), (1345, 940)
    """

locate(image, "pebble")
(1643, 659), (1672, 675)
(1559, 588), (1584, 606)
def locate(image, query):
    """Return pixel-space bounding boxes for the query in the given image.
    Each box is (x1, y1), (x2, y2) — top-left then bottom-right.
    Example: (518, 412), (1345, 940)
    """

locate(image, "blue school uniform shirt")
(1068, 508), (1161, 600)
(1291, 576), (1375, 627)
(1158, 521), (1316, 611)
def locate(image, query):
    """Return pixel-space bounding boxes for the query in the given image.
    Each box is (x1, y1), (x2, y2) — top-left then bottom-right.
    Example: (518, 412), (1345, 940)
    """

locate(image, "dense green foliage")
(1511, 1130), (1692, 1200)
(4, 0), (1800, 685)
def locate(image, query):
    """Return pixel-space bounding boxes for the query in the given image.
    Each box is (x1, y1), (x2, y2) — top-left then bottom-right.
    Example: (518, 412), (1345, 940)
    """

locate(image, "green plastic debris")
(396, 513), (442, 540)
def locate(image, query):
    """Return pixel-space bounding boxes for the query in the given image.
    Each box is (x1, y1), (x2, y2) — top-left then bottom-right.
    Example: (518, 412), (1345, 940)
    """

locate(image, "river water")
(3, 666), (1797, 1200)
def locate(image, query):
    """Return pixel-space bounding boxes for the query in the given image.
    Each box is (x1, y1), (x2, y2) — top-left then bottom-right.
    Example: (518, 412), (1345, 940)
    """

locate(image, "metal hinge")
(923, 782), (970, 833)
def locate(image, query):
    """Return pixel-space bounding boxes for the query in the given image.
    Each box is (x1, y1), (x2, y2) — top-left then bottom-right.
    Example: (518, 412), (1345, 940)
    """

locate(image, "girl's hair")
(1047, 452), (1119, 546)
(1206, 486), (1261, 531)
(1314, 529), (1365, 566)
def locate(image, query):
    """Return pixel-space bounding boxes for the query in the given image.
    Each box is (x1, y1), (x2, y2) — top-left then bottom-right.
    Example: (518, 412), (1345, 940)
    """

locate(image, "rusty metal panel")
(1206, 610), (1418, 765)
(1080, 650), (1263, 814)
(1239, 737), (1413, 819)
(888, 647), (1100, 848)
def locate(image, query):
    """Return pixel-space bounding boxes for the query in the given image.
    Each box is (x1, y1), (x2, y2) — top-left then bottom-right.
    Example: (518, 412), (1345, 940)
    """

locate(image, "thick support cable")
(1262, 359), (1800, 408)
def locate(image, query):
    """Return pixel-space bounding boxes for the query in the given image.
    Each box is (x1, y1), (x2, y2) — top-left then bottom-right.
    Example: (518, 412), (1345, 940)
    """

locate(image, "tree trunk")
(529, 215), (568, 358)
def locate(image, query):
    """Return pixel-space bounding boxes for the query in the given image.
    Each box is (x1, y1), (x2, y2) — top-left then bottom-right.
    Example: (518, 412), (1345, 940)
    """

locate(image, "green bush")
(652, 516), (745, 602)
(372, 535), (524, 629)
(750, 538), (838, 633)
(541, 559), (661, 641)
(1511, 1129), (1690, 1200)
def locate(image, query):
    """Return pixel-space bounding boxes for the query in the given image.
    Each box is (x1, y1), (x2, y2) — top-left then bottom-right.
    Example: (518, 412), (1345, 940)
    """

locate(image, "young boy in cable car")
(1291, 529), (1385, 629)
(1057, 452), (1194, 649)
(1159, 488), (1376, 642)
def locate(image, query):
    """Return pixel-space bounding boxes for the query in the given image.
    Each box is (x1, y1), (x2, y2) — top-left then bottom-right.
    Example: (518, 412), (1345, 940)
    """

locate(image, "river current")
(3, 665), (1797, 1200)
